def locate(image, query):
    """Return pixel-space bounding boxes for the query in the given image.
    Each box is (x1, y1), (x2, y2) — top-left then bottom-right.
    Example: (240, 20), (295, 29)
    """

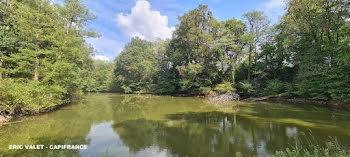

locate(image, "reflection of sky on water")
(286, 127), (298, 139)
(80, 121), (172, 157)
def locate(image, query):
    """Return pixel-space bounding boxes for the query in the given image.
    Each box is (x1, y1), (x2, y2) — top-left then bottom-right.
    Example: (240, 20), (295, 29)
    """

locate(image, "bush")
(263, 79), (286, 95)
(121, 85), (133, 94)
(199, 86), (215, 96)
(237, 81), (255, 97)
(285, 82), (296, 98)
(0, 79), (65, 115)
(214, 81), (235, 94)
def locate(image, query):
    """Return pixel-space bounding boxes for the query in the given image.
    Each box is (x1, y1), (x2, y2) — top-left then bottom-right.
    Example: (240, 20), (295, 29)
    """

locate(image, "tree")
(9, 0), (59, 80)
(59, 0), (97, 36)
(114, 37), (156, 93)
(243, 11), (270, 82)
(0, 0), (17, 82)
(279, 0), (350, 101)
(0, 0), (98, 115)
(167, 4), (220, 92)
(171, 4), (218, 65)
(214, 18), (247, 88)
(85, 59), (114, 92)
(152, 40), (178, 94)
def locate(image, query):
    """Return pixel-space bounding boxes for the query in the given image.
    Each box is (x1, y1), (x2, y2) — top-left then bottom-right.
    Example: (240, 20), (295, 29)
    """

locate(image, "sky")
(55, 0), (287, 62)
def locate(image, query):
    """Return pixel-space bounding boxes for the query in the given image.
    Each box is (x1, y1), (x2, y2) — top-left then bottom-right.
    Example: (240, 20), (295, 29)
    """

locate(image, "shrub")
(0, 79), (65, 115)
(199, 86), (215, 96)
(237, 81), (255, 97)
(214, 81), (235, 94)
(284, 82), (296, 98)
(263, 79), (286, 95)
(121, 85), (133, 94)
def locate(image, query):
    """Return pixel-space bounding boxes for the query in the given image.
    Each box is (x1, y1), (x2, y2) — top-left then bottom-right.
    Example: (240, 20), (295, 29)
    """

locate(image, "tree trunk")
(33, 2), (41, 81)
(0, 59), (3, 82)
(34, 56), (39, 80)
(231, 60), (236, 87)
(248, 46), (252, 82)
(67, 20), (73, 35)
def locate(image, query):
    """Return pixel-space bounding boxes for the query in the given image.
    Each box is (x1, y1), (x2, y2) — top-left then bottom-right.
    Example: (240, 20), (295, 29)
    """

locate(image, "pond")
(0, 93), (350, 157)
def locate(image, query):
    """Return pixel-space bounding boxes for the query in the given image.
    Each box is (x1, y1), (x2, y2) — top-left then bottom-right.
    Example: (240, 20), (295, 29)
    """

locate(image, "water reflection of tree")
(110, 94), (215, 123)
(0, 94), (116, 157)
(109, 95), (350, 157)
(112, 111), (307, 157)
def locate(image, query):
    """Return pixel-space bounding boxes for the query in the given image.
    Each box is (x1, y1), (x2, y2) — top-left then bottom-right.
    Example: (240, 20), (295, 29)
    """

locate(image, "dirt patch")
(0, 115), (10, 124)
(205, 93), (240, 105)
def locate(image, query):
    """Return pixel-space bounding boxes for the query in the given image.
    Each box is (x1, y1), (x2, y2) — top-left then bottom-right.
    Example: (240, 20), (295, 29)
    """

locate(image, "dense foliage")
(84, 59), (114, 92)
(112, 1), (350, 103)
(1, 0), (349, 116)
(113, 38), (156, 93)
(0, 0), (107, 116)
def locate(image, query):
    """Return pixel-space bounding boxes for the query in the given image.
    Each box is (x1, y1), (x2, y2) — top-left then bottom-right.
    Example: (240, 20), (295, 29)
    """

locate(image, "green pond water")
(0, 93), (350, 157)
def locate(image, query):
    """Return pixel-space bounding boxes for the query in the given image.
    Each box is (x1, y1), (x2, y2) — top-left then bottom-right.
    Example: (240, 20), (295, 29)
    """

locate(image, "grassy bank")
(234, 138), (350, 157)
(272, 140), (349, 157)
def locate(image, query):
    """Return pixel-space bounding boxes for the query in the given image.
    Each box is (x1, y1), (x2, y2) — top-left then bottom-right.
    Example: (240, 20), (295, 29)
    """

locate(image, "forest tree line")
(111, 0), (350, 103)
(0, 0), (349, 117)
(0, 0), (113, 116)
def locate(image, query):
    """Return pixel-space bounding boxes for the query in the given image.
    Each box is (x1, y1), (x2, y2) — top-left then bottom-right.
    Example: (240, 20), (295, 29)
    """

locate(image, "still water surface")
(0, 93), (350, 157)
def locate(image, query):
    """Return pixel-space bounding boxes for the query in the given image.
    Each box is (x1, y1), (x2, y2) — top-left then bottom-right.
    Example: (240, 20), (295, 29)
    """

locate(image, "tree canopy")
(1, 0), (349, 117)
(111, 1), (350, 103)
(0, 0), (105, 115)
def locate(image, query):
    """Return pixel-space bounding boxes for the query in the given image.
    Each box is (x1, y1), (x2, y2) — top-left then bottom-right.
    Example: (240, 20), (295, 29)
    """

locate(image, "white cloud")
(262, 0), (286, 22)
(92, 55), (110, 62)
(116, 0), (175, 41)
(264, 0), (284, 10)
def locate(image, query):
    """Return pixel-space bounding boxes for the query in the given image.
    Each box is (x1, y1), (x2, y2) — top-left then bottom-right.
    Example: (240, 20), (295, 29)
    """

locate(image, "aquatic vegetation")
(273, 139), (349, 157)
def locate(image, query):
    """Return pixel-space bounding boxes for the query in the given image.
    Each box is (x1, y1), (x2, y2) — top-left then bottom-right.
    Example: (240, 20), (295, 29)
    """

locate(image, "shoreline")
(0, 102), (69, 125)
(1, 92), (349, 125)
(244, 95), (350, 110)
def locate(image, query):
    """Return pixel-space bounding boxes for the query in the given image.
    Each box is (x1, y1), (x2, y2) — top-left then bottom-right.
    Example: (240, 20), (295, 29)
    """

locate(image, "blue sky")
(56, 0), (286, 61)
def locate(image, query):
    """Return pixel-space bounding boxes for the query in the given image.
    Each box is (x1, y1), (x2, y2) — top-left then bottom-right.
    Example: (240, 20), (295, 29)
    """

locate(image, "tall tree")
(214, 18), (247, 87)
(170, 4), (217, 65)
(0, 0), (99, 115)
(280, 0), (350, 101)
(114, 37), (156, 93)
(243, 11), (269, 82)
(10, 0), (58, 80)
(59, 0), (97, 36)
(0, 0), (15, 82)
(168, 4), (220, 92)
